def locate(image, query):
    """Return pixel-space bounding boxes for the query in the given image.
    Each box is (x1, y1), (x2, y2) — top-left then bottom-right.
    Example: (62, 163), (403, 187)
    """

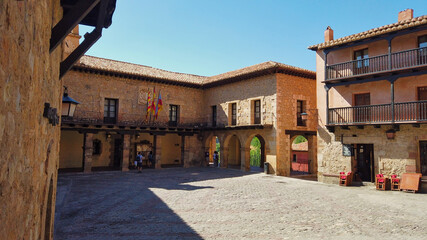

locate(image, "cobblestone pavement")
(54, 167), (427, 240)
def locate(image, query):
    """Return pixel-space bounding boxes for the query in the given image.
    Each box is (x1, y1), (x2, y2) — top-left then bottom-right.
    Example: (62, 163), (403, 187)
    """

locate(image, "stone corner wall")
(0, 1), (63, 240)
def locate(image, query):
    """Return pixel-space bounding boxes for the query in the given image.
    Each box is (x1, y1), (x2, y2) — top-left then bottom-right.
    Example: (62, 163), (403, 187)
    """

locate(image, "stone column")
(121, 134), (130, 172)
(276, 133), (290, 176)
(83, 133), (93, 173)
(307, 134), (317, 174)
(153, 135), (162, 169)
(181, 135), (188, 167)
(241, 147), (250, 171)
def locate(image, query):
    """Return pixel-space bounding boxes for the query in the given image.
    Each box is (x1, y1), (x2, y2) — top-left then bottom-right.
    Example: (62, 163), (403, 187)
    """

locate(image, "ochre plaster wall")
(161, 134), (181, 165)
(59, 131), (83, 169)
(0, 1), (63, 239)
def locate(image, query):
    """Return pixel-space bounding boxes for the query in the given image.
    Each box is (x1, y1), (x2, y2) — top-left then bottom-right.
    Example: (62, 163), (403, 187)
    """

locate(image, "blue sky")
(81, 0), (427, 76)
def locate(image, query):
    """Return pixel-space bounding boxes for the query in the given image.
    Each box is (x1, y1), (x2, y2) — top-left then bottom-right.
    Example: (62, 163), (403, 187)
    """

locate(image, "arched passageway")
(291, 135), (310, 174)
(249, 135), (266, 171)
(205, 135), (220, 167)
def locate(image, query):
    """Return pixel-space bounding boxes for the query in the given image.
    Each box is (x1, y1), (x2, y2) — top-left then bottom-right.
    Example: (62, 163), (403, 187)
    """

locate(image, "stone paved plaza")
(54, 168), (427, 240)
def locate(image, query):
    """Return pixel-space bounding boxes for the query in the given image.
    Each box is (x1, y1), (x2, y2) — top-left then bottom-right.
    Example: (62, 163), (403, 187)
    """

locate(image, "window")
(104, 98), (117, 124)
(254, 100), (261, 124)
(93, 139), (101, 155)
(212, 105), (217, 127)
(354, 48), (369, 69)
(418, 35), (427, 65)
(353, 93), (371, 123)
(293, 154), (297, 162)
(297, 100), (306, 126)
(231, 103), (237, 126)
(169, 105), (179, 126)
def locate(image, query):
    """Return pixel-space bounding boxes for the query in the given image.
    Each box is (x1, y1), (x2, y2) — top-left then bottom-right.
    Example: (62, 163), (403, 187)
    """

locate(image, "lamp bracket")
(43, 103), (59, 126)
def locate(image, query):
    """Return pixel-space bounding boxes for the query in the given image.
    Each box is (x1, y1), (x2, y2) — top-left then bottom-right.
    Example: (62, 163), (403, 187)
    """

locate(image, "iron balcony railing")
(328, 100), (427, 125)
(326, 46), (427, 80)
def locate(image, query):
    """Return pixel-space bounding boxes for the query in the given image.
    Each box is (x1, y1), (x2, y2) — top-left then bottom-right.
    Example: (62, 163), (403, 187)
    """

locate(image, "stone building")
(309, 9), (427, 184)
(0, 1), (116, 239)
(60, 30), (317, 176)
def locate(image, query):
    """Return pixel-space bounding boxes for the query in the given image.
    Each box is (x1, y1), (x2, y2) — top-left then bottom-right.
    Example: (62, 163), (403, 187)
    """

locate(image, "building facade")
(60, 32), (317, 176)
(309, 9), (427, 184)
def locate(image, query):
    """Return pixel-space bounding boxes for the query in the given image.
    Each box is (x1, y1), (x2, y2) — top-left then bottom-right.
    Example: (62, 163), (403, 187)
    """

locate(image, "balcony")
(328, 100), (427, 125)
(326, 47), (427, 81)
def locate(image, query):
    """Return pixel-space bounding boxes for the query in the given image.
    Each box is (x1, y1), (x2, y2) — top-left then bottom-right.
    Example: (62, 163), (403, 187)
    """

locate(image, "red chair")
(391, 174), (400, 191)
(339, 171), (353, 186)
(376, 174), (386, 190)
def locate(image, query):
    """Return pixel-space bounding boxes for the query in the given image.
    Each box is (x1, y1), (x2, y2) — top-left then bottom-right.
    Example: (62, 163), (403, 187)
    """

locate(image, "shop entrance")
(355, 144), (374, 182)
(113, 138), (123, 170)
(420, 141), (427, 176)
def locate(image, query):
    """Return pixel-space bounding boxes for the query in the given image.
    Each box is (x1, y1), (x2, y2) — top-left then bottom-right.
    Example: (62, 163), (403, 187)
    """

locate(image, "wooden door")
(420, 141), (427, 176)
(356, 144), (374, 182)
(354, 93), (370, 123)
(113, 138), (122, 169)
(418, 87), (427, 120)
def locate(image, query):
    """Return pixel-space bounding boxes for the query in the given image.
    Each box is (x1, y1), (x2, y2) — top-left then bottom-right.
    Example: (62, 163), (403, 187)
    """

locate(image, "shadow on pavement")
(54, 167), (258, 240)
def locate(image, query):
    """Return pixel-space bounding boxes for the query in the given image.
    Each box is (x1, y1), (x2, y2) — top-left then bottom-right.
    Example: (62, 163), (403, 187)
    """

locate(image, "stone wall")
(64, 70), (204, 124)
(203, 74), (277, 127)
(318, 125), (427, 184)
(0, 1), (63, 239)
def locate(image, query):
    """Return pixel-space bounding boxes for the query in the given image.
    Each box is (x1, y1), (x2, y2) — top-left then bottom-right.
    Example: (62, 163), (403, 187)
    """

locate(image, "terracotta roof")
(74, 56), (315, 87)
(205, 61), (315, 85)
(77, 56), (207, 84)
(308, 15), (427, 51)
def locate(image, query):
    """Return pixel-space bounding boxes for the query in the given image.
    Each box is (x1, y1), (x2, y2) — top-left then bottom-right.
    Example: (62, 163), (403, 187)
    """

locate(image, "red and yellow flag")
(155, 91), (163, 119)
(145, 90), (151, 121)
(151, 87), (156, 115)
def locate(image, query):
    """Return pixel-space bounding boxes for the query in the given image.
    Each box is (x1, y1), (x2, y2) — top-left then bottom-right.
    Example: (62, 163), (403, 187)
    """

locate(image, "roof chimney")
(324, 26), (333, 42)
(398, 9), (414, 22)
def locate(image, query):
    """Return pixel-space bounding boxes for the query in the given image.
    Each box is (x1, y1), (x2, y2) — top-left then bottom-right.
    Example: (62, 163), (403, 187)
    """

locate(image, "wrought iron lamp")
(62, 86), (80, 117)
(300, 112), (308, 121)
(386, 129), (396, 140)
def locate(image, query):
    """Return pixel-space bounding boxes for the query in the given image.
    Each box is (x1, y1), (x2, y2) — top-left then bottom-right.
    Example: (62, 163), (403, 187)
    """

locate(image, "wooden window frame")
(231, 103), (237, 126)
(103, 98), (118, 124)
(297, 100), (306, 127)
(254, 100), (261, 124)
(353, 48), (369, 73)
(169, 104), (179, 127)
(212, 105), (217, 127)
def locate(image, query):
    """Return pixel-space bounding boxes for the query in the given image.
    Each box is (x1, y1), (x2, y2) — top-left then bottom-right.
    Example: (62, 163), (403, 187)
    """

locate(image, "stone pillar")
(181, 135), (188, 167)
(307, 135), (317, 174)
(276, 133), (290, 176)
(83, 133), (93, 173)
(153, 135), (162, 169)
(220, 147), (229, 168)
(121, 134), (130, 171)
(241, 147), (250, 171)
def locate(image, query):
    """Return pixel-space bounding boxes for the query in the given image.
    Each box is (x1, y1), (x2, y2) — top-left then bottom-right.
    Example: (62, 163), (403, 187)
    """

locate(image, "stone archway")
(289, 134), (317, 176)
(245, 134), (267, 172)
(204, 134), (221, 167)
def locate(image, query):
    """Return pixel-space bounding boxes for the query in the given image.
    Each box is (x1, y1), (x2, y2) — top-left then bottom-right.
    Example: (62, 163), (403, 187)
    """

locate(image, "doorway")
(113, 138), (123, 170)
(355, 144), (374, 182)
(420, 141), (427, 176)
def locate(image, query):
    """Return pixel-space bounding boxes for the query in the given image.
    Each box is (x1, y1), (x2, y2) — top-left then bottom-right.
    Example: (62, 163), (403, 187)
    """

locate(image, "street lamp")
(300, 112), (308, 121)
(62, 86), (79, 118)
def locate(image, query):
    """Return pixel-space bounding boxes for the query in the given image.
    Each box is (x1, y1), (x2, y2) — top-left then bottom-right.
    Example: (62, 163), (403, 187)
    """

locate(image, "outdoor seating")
(376, 174), (387, 190)
(339, 171), (353, 186)
(391, 174), (400, 191)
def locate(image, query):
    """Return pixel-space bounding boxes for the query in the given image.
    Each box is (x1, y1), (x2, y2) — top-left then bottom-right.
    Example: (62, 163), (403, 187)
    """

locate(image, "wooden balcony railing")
(328, 100), (427, 125)
(326, 47), (427, 80)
